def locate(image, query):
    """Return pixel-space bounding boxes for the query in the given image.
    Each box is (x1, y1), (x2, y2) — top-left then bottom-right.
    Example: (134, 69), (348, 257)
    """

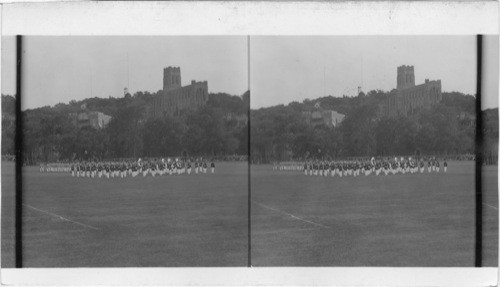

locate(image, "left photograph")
(1, 36), (249, 267)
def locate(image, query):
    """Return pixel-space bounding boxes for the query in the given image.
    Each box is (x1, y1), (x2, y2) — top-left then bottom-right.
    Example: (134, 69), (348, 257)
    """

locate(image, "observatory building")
(152, 67), (209, 117)
(386, 65), (442, 117)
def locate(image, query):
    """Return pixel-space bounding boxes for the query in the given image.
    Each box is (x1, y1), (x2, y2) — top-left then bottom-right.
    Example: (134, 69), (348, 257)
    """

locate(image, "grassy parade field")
(2, 160), (497, 267)
(1, 161), (248, 267)
(251, 160), (498, 266)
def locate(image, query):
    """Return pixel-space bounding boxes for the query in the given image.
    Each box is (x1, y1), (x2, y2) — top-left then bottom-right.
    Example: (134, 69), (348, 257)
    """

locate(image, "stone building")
(69, 110), (112, 129)
(152, 67), (209, 117)
(387, 65), (442, 117)
(303, 102), (345, 128)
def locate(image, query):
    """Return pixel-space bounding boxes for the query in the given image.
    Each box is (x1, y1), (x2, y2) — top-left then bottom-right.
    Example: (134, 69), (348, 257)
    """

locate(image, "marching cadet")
(211, 161), (215, 173)
(195, 161), (199, 174)
(117, 162), (122, 178)
(420, 160), (425, 173)
(444, 159), (448, 173)
(391, 160), (398, 175)
(106, 163), (111, 178)
(364, 161), (371, 176)
(150, 161), (157, 177)
(108, 163), (113, 178)
(118, 162), (123, 178)
(435, 160), (440, 173)
(93, 162), (98, 178)
(110, 163), (114, 178)
(142, 161), (148, 177)
(384, 160), (390, 176)
(165, 159), (171, 175)
(304, 162), (308, 175)
(203, 161), (208, 173)
(71, 163), (75, 177)
(187, 161), (192, 175)
(97, 163), (102, 178)
(427, 159), (432, 173)
(114, 162), (119, 177)
(160, 160), (166, 176)
(136, 161), (142, 177)
(174, 159), (178, 175)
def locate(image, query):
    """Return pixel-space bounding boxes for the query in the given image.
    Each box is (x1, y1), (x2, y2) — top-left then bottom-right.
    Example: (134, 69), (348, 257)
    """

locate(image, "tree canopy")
(1, 89), (495, 164)
(250, 90), (482, 163)
(2, 91), (248, 164)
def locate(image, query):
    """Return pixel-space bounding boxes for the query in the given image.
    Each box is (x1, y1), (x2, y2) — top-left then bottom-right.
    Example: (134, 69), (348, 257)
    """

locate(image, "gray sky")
(2, 36), (248, 110)
(250, 36), (498, 109)
(2, 35), (498, 110)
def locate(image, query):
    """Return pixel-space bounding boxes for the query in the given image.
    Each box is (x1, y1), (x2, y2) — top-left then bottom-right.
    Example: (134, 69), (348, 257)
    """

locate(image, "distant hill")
(2, 94), (15, 116)
(250, 90), (482, 162)
(483, 107), (498, 164)
(1, 91), (249, 163)
(1, 90), (497, 164)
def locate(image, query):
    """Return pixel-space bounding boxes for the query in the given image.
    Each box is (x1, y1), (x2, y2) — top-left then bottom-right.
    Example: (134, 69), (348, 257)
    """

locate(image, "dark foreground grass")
(2, 161), (248, 267)
(251, 161), (498, 266)
(2, 160), (497, 267)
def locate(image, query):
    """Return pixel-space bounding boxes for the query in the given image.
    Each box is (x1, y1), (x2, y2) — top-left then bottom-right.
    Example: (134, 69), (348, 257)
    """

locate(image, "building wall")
(163, 66), (181, 92)
(397, 65), (415, 90)
(89, 112), (112, 129)
(303, 109), (345, 128)
(153, 67), (209, 117)
(387, 66), (442, 117)
(69, 111), (112, 129)
(329, 110), (346, 127)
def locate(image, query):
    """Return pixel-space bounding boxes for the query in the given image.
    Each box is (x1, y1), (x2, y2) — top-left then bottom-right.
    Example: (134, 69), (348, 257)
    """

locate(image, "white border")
(1, 267), (498, 286)
(1, 1), (498, 286)
(1, 1), (498, 36)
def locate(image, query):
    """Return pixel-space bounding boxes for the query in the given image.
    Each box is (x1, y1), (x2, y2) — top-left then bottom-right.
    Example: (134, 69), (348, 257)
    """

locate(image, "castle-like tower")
(397, 65), (415, 90)
(163, 67), (182, 91)
(386, 65), (442, 117)
(152, 66), (208, 117)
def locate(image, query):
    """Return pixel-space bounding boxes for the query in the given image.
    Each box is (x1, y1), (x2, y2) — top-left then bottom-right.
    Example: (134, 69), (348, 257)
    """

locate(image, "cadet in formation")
(68, 157), (217, 179)
(301, 156), (447, 178)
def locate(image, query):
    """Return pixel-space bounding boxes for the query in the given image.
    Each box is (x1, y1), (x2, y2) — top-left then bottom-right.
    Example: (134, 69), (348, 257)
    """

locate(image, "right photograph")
(249, 36), (498, 266)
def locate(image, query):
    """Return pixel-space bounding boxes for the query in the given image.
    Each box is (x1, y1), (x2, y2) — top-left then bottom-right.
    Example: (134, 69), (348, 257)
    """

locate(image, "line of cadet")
(302, 157), (448, 177)
(69, 158), (216, 178)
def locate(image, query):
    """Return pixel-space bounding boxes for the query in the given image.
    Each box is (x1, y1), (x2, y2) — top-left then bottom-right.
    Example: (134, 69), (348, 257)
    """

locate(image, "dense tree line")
(1, 89), (496, 164)
(2, 91), (248, 164)
(483, 108), (499, 164)
(250, 91), (485, 163)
